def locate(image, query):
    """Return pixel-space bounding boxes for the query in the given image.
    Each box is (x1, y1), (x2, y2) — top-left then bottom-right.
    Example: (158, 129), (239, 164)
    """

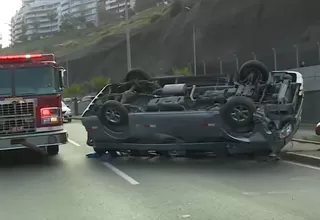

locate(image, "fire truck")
(0, 53), (68, 156)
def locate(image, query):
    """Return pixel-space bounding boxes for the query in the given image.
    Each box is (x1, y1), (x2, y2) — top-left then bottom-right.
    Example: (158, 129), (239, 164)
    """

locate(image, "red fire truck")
(0, 53), (68, 156)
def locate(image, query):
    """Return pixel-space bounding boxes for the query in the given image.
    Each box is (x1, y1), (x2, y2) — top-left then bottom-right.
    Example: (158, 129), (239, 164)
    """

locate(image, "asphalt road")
(1, 121), (320, 220)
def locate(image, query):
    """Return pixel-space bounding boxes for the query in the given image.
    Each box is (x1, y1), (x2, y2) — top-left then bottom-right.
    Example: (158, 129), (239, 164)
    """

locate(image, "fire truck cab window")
(0, 69), (12, 97)
(14, 67), (57, 96)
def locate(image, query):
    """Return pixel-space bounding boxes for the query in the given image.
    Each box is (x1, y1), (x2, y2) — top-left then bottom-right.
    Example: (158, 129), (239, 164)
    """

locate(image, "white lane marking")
(68, 138), (81, 147)
(242, 189), (315, 196)
(286, 152), (320, 159)
(284, 160), (320, 171)
(290, 176), (320, 181)
(103, 162), (140, 185)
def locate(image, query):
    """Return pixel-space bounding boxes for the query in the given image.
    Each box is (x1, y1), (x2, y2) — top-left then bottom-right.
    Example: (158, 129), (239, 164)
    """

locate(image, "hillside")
(2, 0), (320, 83)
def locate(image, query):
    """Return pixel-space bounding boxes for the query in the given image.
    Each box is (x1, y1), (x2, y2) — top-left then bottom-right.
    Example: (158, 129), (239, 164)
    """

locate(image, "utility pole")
(66, 60), (70, 87)
(125, 0), (132, 71)
(192, 25), (197, 76)
(272, 48), (277, 70)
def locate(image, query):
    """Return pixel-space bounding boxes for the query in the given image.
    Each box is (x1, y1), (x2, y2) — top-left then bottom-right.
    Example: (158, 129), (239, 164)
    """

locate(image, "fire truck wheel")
(47, 145), (59, 156)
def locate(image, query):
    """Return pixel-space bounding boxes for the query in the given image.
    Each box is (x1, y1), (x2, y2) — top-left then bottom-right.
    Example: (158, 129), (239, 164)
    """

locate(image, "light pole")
(187, 62), (192, 73)
(201, 60), (206, 75)
(272, 48), (277, 70)
(185, 6), (197, 76)
(65, 60), (69, 87)
(59, 44), (69, 87)
(252, 52), (256, 60)
(218, 57), (223, 75)
(317, 42), (320, 64)
(125, 0), (132, 71)
(293, 44), (299, 68)
(234, 54), (239, 71)
(192, 25), (197, 76)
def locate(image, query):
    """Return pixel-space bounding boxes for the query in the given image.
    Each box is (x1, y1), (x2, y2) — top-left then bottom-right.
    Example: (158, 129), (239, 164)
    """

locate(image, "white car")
(62, 101), (72, 122)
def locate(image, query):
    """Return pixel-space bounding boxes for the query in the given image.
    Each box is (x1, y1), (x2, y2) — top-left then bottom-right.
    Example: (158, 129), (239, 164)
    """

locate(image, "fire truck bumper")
(0, 130), (68, 151)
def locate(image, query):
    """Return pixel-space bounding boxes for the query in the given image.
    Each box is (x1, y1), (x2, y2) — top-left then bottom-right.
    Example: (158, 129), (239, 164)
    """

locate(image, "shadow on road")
(0, 149), (61, 168)
(99, 153), (285, 174)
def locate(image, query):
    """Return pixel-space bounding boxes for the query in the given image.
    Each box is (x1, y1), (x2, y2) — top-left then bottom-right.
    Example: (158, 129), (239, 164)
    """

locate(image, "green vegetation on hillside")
(1, 4), (172, 59)
(172, 66), (192, 76)
(63, 75), (111, 97)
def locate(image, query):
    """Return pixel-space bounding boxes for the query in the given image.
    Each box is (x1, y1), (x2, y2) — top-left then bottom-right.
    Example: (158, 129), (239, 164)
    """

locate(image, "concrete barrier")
(68, 100), (91, 116)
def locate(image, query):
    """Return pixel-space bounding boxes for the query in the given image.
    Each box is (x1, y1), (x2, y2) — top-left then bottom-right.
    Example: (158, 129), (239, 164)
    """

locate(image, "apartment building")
(59, 0), (98, 26)
(105, 0), (136, 13)
(11, 0), (100, 43)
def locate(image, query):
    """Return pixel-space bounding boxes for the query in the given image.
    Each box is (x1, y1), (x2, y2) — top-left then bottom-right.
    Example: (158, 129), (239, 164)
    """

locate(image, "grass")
(0, 4), (171, 59)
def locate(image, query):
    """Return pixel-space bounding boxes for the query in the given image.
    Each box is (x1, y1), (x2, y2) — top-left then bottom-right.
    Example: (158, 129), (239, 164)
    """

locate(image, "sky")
(0, 0), (22, 47)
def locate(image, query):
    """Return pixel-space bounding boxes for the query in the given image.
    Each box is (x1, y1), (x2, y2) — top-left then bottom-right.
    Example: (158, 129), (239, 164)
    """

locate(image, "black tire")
(68, 118), (72, 123)
(98, 100), (129, 127)
(220, 96), (256, 129)
(238, 60), (269, 84)
(125, 69), (151, 82)
(47, 145), (59, 156)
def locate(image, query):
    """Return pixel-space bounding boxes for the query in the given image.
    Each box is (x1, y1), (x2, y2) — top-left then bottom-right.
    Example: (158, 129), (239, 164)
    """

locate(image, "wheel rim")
(230, 105), (249, 122)
(105, 109), (121, 124)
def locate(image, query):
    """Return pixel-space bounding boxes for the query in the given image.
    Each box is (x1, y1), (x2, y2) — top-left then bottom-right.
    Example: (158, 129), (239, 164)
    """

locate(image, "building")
(10, 0), (138, 43)
(105, 0), (136, 13)
(11, 0), (102, 43)
(25, 0), (61, 39)
(11, 0), (61, 42)
(59, 0), (99, 27)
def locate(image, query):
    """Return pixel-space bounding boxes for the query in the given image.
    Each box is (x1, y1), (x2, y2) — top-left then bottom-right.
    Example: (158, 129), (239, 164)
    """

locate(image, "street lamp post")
(252, 52), (256, 60)
(293, 44), (299, 68)
(234, 54), (239, 71)
(218, 57), (223, 75)
(124, 0), (132, 71)
(272, 48), (277, 70)
(317, 42), (320, 64)
(59, 44), (70, 87)
(201, 60), (206, 75)
(192, 25), (197, 76)
(65, 60), (70, 87)
(185, 6), (197, 76)
(188, 62), (192, 73)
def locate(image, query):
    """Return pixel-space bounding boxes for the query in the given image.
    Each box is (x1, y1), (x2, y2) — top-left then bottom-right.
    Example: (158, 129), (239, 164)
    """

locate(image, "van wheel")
(47, 145), (59, 156)
(238, 60), (269, 84)
(220, 96), (256, 130)
(99, 100), (129, 127)
(125, 69), (151, 82)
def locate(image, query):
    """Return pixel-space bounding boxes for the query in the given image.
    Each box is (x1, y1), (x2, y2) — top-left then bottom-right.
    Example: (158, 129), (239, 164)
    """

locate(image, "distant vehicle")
(63, 97), (72, 103)
(0, 53), (68, 156)
(62, 101), (72, 123)
(81, 61), (304, 160)
(81, 95), (95, 102)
